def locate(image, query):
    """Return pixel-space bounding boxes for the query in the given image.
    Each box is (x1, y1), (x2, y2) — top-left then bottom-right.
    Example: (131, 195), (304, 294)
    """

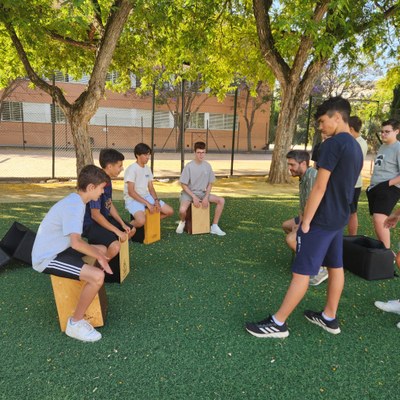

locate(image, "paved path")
(0, 148), (375, 180)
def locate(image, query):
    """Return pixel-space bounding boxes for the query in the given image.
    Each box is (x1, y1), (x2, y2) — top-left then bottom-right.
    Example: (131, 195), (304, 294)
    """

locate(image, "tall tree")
(0, 0), (133, 174)
(253, 0), (400, 183)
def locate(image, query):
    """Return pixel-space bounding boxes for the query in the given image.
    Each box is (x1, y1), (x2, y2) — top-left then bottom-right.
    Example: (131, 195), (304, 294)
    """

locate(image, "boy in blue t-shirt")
(246, 97), (363, 338)
(83, 149), (135, 261)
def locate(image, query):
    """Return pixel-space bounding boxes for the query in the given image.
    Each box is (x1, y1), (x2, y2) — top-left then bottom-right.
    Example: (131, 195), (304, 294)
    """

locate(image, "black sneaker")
(304, 310), (341, 334)
(245, 315), (289, 338)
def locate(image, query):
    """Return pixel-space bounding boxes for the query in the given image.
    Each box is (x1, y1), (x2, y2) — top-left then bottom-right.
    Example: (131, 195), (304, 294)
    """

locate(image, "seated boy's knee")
(108, 240), (120, 256)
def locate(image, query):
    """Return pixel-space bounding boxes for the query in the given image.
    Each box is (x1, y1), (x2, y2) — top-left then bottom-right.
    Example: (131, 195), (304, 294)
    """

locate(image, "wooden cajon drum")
(50, 255), (107, 331)
(106, 238), (130, 283)
(185, 204), (210, 234)
(143, 209), (161, 244)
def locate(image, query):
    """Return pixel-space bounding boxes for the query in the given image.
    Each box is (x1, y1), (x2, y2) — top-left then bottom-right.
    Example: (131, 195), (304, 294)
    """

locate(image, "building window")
(54, 71), (70, 82)
(154, 111), (172, 128)
(50, 104), (66, 123)
(188, 112), (205, 129)
(106, 71), (120, 84)
(209, 113), (237, 130)
(1, 101), (23, 121)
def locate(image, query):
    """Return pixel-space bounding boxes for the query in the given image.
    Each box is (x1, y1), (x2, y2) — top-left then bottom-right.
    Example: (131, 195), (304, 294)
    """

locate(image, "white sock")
(322, 312), (335, 321)
(272, 314), (285, 326)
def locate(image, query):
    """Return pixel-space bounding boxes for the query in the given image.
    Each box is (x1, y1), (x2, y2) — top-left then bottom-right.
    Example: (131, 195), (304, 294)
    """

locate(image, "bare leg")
(73, 264), (105, 321)
(323, 268), (344, 318)
(274, 273), (310, 322)
(373, 213), (391, 248)
(178, 200), (191, 222)
(282, 218), (296, 234)
(209, 194), (225, 225)
(347, 212), (358, 236)
(107, 240), (120, 260)
(160, 203), (174, 220)
(130, 211), (145, 228)
(286, 230), (297, 252)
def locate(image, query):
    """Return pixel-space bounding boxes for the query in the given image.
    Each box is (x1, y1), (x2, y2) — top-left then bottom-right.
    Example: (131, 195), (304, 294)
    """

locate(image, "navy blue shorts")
(83, 217), (132, 247)
(292, 225), (343, 276)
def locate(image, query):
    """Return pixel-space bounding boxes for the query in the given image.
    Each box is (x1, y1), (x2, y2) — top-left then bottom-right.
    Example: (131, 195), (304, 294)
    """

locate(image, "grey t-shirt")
(179, 160), (215, 198)
(32, 193), (85, 272)
(299, 167), (318, 214)
(370, 141), (400, 188)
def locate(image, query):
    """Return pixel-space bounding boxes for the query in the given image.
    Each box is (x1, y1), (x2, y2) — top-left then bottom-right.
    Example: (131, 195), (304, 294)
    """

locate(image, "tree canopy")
(253, 0), (400, 182)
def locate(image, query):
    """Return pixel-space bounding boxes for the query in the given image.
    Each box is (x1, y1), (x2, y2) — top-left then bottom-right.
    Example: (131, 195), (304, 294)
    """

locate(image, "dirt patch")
(0, 176), (299, 203)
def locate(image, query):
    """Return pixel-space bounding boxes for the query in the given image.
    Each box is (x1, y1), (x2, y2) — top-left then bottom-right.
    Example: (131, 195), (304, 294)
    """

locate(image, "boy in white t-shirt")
(124, 143), (173, 228)
(32, 165), (111, 343)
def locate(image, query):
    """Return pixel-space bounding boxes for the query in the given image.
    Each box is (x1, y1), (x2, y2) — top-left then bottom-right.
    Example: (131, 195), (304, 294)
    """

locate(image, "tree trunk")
(268, 90), (302, 183)
(69, 114), (94, 175)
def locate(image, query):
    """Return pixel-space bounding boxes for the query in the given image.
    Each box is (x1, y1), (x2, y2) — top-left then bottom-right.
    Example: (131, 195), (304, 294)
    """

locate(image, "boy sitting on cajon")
(124, 142), (173, 228)
(176, 141), (226, 236)
(83, 149), (135, 261)
(32, 165), (112, 342)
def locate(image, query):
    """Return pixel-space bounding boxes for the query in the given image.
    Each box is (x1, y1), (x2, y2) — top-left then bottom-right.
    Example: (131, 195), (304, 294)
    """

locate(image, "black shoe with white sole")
(304, 310), (341, 334)
(245, 315), (289, 338)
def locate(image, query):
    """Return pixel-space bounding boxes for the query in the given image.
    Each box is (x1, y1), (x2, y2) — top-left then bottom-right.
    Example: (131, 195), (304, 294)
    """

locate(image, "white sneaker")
(176, 221), (185, 234)
(374, 300), (400, 315)
(65, 317), (102, 342)
(210, 225), (226, 236)
(397, 322), (400, 329)
(309, 267), (328, 286)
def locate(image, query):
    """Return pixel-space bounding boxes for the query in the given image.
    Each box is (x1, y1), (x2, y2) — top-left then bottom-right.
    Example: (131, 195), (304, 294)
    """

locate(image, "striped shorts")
(42, 247), (85, 280)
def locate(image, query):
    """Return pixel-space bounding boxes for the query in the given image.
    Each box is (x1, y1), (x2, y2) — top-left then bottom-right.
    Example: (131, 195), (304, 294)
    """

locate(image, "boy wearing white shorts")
(124, 143), (173, 228)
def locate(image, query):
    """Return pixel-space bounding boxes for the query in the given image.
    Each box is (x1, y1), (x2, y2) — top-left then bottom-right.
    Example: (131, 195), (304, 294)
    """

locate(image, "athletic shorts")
(42, 248), (85, 280)
(125, 194), (165, 216)
(83, 216), (132, 247)
(367, 181), (400, 216)
(180, 192), (211, 203)
(292, 225), (343, 276)
(349, 187), (361, 214)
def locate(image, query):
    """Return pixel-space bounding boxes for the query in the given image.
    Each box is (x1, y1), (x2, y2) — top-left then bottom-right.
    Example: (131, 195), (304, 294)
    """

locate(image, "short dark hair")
(194, 141), (206, 151)
(99, 148), (124, 168)
(77, 165), (108, 191)
(349, 116), (362, 133)
(314, 96), (351, 123)
(382, 119), (400, 131)
(286, 150), (310, 165)
(134, 143), (152, 157)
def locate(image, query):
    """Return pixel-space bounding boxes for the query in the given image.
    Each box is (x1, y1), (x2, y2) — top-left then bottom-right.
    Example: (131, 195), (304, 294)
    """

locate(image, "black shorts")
(42, 248), (85, 280)
(349, 187), (361, 214)
(83, 217), (131, 247)
(367, 181), (400, 216)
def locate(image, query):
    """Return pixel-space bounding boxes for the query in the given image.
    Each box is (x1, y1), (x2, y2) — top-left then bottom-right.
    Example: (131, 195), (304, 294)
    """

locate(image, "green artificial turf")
(1, 194), (400, 399)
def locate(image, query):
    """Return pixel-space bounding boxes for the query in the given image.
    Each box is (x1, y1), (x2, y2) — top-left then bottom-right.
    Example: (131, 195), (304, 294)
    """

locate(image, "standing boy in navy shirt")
(246, 96), (363, 338)
(83, 149), (135, 263)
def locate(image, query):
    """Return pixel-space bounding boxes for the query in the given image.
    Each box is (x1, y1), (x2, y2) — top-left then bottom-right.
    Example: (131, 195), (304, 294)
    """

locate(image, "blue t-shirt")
(312, 132), (363, 230)
(83, 179), (112, 229)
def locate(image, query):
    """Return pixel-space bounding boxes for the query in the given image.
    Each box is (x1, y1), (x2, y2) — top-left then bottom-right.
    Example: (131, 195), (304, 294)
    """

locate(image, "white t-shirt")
(32, 193), (85, 272)
(124, 162), (153, 200)
(355, 136), (368, 188)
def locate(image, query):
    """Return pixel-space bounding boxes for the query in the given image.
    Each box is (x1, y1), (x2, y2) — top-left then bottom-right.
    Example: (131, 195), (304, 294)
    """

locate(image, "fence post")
(230, 87), (238, 176)
(51, 74), (56, 179)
